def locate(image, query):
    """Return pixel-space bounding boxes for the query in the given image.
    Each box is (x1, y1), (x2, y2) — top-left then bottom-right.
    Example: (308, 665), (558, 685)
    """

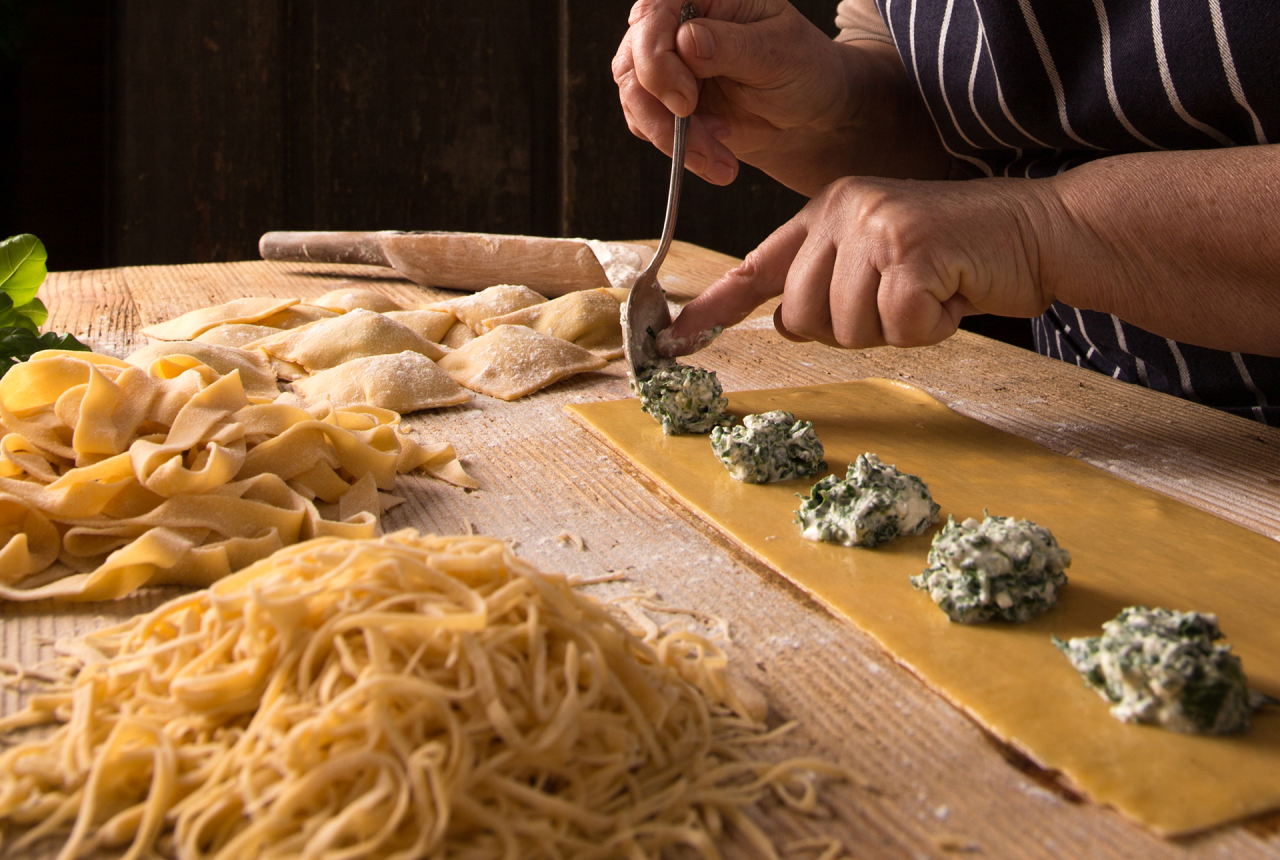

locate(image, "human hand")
(657, 176), (1061, 354)
(613, 0), (861, 191)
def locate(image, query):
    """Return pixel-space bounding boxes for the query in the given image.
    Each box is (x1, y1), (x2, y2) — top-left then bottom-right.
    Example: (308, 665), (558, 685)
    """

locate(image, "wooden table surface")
(6, 241), (1280, 859)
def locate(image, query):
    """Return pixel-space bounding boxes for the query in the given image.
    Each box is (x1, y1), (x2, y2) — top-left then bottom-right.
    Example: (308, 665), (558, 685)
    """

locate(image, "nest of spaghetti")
(0, 531), (845, 859)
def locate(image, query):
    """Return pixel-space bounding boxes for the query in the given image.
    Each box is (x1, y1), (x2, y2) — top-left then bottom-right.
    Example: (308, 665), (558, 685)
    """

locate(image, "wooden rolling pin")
(259, 230), (619, 297)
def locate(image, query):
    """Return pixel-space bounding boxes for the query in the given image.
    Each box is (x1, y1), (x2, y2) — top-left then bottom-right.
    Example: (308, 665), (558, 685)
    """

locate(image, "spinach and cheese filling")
(795, 453), (939, 547)
(633, 360), (731, 435)
(1053, 606), (1265, 734)
(911, 514), (1070, 623)
(710, 411), (826, 483)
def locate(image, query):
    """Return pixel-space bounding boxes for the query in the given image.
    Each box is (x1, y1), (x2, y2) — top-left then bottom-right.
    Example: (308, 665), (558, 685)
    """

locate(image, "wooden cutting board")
(10, 242), (1280, 858)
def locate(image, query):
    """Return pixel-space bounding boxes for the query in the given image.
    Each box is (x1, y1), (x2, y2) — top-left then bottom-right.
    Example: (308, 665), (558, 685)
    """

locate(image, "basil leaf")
(0, 234), (48, 307)
(0, 326), (91, 378)
(0, 293), (46, 333)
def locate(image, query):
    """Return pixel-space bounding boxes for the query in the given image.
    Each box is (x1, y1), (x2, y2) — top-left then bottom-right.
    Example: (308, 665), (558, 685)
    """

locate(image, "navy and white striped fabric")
(872, 0), (1280, 424)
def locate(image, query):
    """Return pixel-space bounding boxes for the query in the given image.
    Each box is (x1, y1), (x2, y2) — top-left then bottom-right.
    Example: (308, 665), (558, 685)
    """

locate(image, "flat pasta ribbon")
(0, 350), (474, 601)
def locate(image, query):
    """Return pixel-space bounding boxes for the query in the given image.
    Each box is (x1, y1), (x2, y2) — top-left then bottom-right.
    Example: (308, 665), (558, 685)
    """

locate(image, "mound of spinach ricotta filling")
(1053, 606), (1266, 734)
(795, 453), (939, 547)
(912, 513), (1070, 623)
(633, 361), (731, 435)
(710, 410), (826, 483)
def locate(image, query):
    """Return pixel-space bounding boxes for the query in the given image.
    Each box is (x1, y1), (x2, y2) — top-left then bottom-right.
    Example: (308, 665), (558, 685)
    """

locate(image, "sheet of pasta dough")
(567, 378), (1280, 836)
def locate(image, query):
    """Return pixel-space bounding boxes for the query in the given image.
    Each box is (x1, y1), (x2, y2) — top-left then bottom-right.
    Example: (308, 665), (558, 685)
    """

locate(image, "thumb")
(675, 5), (805, 87)
(658, 216), (808, 356)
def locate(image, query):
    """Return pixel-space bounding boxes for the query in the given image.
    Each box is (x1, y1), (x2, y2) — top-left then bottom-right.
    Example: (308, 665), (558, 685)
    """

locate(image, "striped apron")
(873, 0), (1280, 423)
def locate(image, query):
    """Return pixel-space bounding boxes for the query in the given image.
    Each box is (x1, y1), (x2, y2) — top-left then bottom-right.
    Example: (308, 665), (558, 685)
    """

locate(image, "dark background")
(0, 0), (1031, 348)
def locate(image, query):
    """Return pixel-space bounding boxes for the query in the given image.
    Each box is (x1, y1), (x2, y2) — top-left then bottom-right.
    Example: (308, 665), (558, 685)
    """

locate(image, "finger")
(828, 245), (887, 348)
(674, 8), (805, 90)
(777, 233), (840, 346)
(616, 44), (737, 182)
(614, 39), (673, 145)
(685, 116), (739, 184)
(629, 0), (700, 116)
(657, 217), (810, 356)
(877, 265), (964, 347)
(772, 305), (811, 342)
(619, 80), (670, 148)
(620, 80), (738, 181)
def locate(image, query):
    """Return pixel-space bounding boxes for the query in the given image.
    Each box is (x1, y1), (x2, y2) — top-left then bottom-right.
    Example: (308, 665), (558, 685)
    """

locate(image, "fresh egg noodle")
(0, 531), (845, 859)
(0, 350), (471, 602)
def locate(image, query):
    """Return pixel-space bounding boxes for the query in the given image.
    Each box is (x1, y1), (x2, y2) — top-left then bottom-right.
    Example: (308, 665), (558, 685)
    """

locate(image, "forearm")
(1041, 145), (1280, 357)
(742, 41), (953, 195)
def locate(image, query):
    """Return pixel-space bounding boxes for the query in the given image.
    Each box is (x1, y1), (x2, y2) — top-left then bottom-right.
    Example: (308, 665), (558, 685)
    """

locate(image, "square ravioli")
(478, 288), (624, 359)
(252, 308), (447, 372)
(428, 284), (546, 333)
(293, 350), (471, 412)
(437, 324), (607, 401)
(141, 297), (299, 341)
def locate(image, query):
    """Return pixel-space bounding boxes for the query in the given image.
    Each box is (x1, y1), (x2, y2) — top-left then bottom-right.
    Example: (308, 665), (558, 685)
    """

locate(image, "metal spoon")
(622, 1), (699, 379)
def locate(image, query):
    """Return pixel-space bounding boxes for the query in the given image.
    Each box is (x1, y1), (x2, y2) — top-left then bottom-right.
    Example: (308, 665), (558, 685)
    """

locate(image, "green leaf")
(0, 293), (45, 333)
(0, 326), (92, 378)
(0, 234), (49, 306)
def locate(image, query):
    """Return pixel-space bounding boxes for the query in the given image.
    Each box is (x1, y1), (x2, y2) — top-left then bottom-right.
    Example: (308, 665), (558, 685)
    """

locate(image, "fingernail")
(661, 90), (690, 116)
(706, 160), (734, 185)
(688, 22), (716, 59)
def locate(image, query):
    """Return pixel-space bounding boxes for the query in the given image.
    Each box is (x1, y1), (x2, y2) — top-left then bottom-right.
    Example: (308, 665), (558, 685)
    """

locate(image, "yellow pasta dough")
(568, 379), (1280, 836)
(479, 287), (625, 359)
(438, 325), (608, 401)
(193, 323), (282, 349)
(311, 287), (404, 314)
(292, 350), (472, 413)
(428, 284), (546, 333)
(0, 532), (842, 860)
(254, 308), (448, 371)
(0, 350), (471, 601)
(125, 340), (281, 399)
(440, 319), (477, 348)
(256, 302), (341, 329)
(140, 297), (299, 341)
(383, 307), (456, 344)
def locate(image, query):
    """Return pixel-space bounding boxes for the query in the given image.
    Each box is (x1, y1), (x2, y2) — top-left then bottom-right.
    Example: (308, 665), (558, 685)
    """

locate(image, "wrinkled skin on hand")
(662, 175), (1063, 353)
(617, 4), (1280, 362)
(613, 0), (878, 192)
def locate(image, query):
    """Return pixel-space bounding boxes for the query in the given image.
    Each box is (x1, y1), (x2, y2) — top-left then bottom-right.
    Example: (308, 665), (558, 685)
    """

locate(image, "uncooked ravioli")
(124, 341), (280, 399)
(428, 284), (546, 333)
(257, 304), (341, 329)
(141, 297), (299, 341)
(440, 322), (477, 348)
(293, 351), (471, 412)
(254, 309), (448, 371)
(384, 309), (456, 345)
(437, 324), (607, 401)
(194, 324), (282, 349)
(479, 288), (625, 359)
(311, 288), (404, 314)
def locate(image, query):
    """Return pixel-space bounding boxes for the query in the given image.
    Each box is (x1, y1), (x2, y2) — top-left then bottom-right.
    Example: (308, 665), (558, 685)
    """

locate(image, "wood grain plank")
(7, 250), (1280, 859)
(113, 1), (289, 264)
